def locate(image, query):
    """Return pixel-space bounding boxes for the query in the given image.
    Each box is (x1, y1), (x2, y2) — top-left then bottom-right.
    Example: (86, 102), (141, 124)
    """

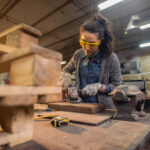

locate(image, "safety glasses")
(79, 39), (101, 48)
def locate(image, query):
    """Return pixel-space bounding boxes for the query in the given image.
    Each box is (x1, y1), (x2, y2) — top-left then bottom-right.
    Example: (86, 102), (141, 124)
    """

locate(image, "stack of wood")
(0, 23), (62, 147)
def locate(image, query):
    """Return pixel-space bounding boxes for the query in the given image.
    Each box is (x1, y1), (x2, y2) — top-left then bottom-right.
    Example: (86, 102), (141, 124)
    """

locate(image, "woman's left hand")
(81, 83), (102, 96)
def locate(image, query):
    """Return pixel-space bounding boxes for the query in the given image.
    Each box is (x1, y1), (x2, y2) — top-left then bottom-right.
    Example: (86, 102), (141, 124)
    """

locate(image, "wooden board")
(0, 44), (17, 55)
(0, 44), (62, 73)
(34, 111), (111, 126)
(0, 85), (62, 97)
(6, 30), (39, 48)
(33, 120), (150, 150)
(0, 23), (42, 38)
(10, 54), (62, 86)
(0, 95), (37, 106)
(48, 102), (105, 114)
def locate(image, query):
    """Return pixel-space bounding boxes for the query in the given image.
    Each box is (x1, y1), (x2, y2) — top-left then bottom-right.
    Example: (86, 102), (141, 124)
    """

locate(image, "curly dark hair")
(80, 14), (114, 58)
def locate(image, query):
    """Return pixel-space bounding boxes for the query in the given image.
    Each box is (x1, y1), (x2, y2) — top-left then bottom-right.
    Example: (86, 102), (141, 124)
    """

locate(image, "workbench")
(1, 111), (150, 150)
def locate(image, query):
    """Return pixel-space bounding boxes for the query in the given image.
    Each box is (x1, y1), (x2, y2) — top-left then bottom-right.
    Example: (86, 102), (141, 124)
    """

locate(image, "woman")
(63, 14), (121, 108)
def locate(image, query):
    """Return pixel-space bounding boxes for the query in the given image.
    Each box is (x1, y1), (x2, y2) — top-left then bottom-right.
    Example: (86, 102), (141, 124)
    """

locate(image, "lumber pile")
(0, 23), (62, 147)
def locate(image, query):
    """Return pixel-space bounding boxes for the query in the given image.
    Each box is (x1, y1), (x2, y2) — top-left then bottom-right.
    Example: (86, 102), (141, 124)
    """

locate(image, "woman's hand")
(67, 86), (82, 103)
(81, 83), (102, 96)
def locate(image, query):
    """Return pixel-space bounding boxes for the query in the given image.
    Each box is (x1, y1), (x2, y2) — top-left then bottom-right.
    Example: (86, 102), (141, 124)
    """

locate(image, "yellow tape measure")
(51, 117), (69, 128)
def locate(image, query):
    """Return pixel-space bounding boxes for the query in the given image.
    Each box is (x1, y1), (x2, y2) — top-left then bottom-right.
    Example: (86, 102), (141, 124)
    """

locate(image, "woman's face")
(80, 31), (100, 56)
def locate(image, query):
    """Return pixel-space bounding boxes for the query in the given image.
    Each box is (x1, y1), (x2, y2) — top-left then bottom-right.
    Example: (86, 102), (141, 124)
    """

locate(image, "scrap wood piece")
(0, 23), (42, 38)
(48, 102), (105, 114)
(0, 85), (62, 96)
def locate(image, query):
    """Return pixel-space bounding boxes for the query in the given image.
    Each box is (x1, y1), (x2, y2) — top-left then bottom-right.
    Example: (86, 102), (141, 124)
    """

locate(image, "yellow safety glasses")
(79, 39), (101, 48)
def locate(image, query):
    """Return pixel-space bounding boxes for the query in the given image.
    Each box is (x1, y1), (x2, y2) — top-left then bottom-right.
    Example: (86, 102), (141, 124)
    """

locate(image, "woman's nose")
(85, 44), (90, 50)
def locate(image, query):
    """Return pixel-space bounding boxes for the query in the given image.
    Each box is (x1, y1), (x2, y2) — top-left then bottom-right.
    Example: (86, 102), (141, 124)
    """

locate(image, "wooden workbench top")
(33, 119), (150, 150)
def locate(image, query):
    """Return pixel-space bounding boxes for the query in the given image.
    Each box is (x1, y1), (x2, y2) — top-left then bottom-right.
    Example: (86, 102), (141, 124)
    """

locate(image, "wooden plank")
(10, 54), (62, 86)
(0, 95), (37, 106)
(35, 111), (111, 126)
(0, 44), (62, 63)
(0, 85), (62, 97)
(6, 30), (39, 48)
(0, 23), (41, 38)
(48, 102), (105, 114)
(0, 44), (17, 55)
(33, 120), (150, 150)
(0, 44), (62, 73)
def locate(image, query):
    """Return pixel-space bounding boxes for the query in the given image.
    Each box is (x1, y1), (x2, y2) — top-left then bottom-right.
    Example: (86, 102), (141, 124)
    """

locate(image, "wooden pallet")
(0, 23), (62, 148)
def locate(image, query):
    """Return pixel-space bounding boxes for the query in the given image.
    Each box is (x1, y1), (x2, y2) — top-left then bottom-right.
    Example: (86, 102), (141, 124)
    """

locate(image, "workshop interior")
(0, 0), (150, 150)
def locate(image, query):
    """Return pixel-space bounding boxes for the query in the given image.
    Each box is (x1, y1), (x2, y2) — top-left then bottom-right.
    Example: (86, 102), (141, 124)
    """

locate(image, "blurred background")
(0, 0), (150, 96)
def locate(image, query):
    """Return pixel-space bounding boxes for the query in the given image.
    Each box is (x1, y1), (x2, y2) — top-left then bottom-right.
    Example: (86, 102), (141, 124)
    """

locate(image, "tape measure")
(51, 117), (69, 128)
